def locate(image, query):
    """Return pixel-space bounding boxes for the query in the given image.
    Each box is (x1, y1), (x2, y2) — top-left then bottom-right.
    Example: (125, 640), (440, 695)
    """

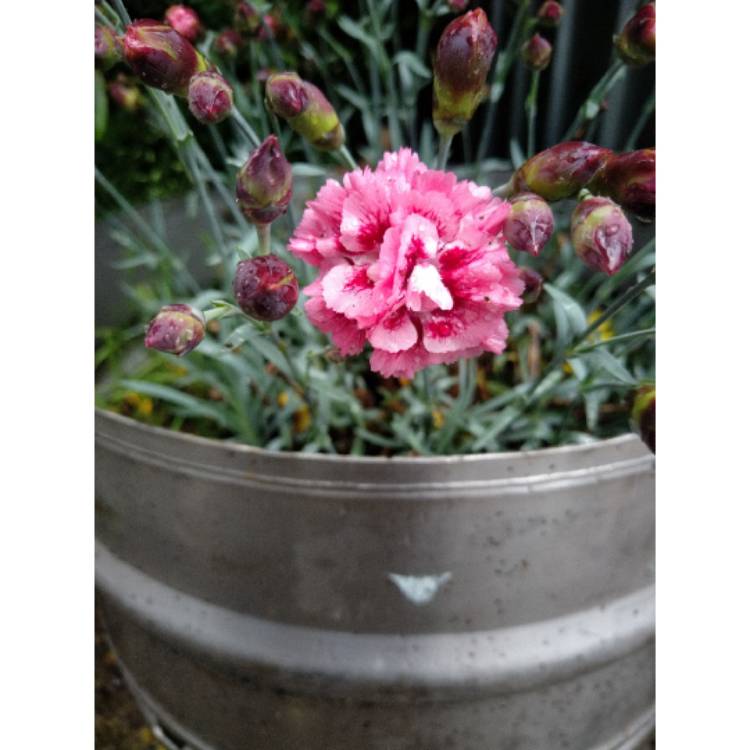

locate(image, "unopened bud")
(164, 5), (203, 43)
(95, 25), (122, 70)
(266, 72), (344, 150)
(234, 1), (261, 36)
(614, 2), (655, 66)
(505, 193), (555, 256)
(630, 385), (655, 453)
(537, 1), (564, 27)
(259, 13), (283, 41)
(521, 34), (552, 71)
(123, 20), (210, 96)
(108, 74), (144, 112)
(306, 0), (326, 16)
(144, 304), (205, 355)
(236, 135), (293, 224)
(448, 0), (469, 11)
(519, 267), (544, 304)
(188, 71), (233, 124)
(571, 195), (633, 276)
(432, 9), (497, 137)
(590, 148), (655, 221)
(511, 141), (613, 201)
(213, 29), (244, 59)
(233, 256), (299, 321)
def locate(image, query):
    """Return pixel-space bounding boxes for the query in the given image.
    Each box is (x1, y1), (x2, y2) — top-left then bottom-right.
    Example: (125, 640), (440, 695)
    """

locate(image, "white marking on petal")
(407, 264), (453, 312)
(387, 572), (452, 605)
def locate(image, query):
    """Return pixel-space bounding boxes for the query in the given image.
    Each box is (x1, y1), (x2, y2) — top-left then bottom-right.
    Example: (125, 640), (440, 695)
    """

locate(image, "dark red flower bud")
(108, 74), (144, 112)
(188, 71), (233, 124)
(505, 192), (555, 256)
(122, 20), (210, 96)
(164, 5), (203, 43)
(537, 1), (564, 27)
(144, 304), (205, 355)
(614, 2), (655, 66)
(630, 385), (655, 453)
(258, 13), (283, 41)
(236, 135), (293, 225)
(448, 0), (469, 12)
(521, 33), (553, 71)
(266, 72), (344, 150)
(95, 25), (122, 70)
(306, 0), (326, 15)
(234, 1), (261, 36)
(213, 29), (244, 59)
(519, 267), (544, 304)
(590, 148), (655, 221)
(511, 141), (614, 201)
(432, 9), (498, 137)
(571, 196), (633, 276)
(233, 256), (299, 321)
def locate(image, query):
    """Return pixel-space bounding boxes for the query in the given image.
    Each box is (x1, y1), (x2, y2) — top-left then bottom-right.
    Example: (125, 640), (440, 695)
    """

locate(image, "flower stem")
(572, 327), (655, 354)
(436, 133), (453, 170)
(562, 58), (626, 141)
(111, 0), (131, 24)
(230, 106), (261, 147)
(525, 69), (541, 159)
(95, 166), (199, 293)
(257, 223), (271, 255)
(338, 145), (359, 170)
(625, 89), (655, 151)
(527, 267), (655, 402)
(476, 0), (534, 170)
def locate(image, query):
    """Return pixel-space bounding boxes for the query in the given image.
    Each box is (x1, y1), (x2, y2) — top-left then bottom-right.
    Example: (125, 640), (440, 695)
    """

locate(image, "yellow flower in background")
(563, 310), (615, 375)
(586, 308), (614, 343)
(123, 391), (154, 418)
(432, 409), (445, 429)
(294, 405), (312, 433)
(277, 391), (290, 408)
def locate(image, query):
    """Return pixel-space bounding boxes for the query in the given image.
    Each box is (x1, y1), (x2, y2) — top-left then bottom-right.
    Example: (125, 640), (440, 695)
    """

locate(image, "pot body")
(95, 409), (654, 750)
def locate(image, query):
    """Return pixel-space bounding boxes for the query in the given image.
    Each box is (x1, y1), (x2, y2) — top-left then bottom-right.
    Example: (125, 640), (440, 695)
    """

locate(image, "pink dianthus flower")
(289, 148), (524, 378)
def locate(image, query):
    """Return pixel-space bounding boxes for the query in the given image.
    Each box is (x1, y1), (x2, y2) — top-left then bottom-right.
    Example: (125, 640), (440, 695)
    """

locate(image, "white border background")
(2, 1), (750, 747)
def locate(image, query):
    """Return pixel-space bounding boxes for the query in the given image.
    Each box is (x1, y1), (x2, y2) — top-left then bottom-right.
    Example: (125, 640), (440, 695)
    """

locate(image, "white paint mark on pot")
(387, 572), (452, 605)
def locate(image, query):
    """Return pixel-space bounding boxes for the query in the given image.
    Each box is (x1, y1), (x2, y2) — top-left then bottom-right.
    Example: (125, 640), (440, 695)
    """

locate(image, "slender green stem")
(435, 358), (477, 453)
(525, 69), (541, 158)
(421, 368), (434, 405)
(257, 223), (271, 255)
(492, 179), (514, 197)
(563, 59), (626, 141)
(338, 145), (359, 170)
(111, 0), (131, 24)
(183, 141), (232, 272)
(269, 329), (313, 407)
(230, 107), (261, 147)
(476, 0), (533, 169)
(527, 268), (655, 402)
(95, 8), (116, 30)
(410, 12), (432, 149)
(194, 148), (248, 229)
(366, 0), (402, 150)
(436, 133), (453, 170)
(573, 327), (655, 354)
(203, 304), (241, 323)
(625, 90), (655, 151)
(95, 167), (198, 293)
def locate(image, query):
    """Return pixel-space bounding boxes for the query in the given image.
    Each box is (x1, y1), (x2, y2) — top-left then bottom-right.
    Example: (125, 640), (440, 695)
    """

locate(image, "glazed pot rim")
(96, 406), (645, 466)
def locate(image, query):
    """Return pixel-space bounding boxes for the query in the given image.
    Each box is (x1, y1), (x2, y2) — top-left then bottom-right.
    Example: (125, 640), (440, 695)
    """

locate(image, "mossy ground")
(95, 605), (167, 750)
